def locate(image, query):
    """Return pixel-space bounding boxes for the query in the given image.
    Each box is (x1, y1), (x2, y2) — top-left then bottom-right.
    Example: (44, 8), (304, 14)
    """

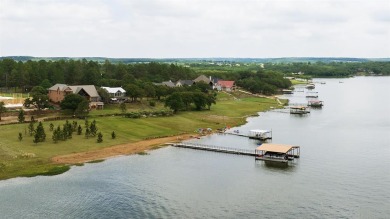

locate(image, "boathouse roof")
(256, 144), (294, 154)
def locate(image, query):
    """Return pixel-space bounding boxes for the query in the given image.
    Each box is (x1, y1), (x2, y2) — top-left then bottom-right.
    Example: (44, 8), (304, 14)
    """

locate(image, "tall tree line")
(0, 59), (196, 91)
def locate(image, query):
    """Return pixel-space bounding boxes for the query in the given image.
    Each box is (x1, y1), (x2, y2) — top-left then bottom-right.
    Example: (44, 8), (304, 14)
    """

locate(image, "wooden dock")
(171, 142), (257, 156)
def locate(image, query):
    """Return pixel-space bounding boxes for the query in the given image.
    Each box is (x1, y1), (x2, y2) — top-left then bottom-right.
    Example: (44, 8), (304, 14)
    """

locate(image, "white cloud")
(0, 0), (389, 58)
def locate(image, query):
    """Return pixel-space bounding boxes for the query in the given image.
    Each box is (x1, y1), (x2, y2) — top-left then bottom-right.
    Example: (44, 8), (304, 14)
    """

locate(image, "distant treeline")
(263, 62), (390, 77)
(2, 56), (390, 63)
(0, 59), (195, 89)
(2, 58), (388, 95)
(0, 59), (291, 95)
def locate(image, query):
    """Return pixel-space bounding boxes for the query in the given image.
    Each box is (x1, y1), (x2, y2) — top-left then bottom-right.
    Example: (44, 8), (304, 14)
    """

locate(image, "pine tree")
(77, 125), (82, 135)
(49, 123), (54, 131)
(34, 121), (46, 143)
(85, 127), (90, 139)
(53, 126), (62, 143)
(28, 122), (35, 136)
(111, 131), (116, 139)
(72, 121), (77, 132)
(84, 119), (89, 128)
(18, 110), (25, 123)
(90, 120), (97, 137)
(18, 132), (23, 141)
(52, 129), (58, 143)
(97, 132), (103, 143)
(33, 132), (39, 144)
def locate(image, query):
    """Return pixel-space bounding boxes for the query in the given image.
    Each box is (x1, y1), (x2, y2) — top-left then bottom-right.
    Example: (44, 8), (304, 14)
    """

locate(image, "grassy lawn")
(290, 79), (308, 85)
(0, 94), (283, 180)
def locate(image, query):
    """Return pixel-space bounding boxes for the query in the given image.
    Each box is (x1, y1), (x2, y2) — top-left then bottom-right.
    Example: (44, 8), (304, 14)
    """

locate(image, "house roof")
(162, 81), (176, 87)
(256, 144), (294, 154)
(101, 87), (126, 94)
(194, 75), (211, 84)
(48, 84), (68, 91)
(217, 80), (235, 88)
(176, 80), (194, 86)
(68, 85), (99, 98)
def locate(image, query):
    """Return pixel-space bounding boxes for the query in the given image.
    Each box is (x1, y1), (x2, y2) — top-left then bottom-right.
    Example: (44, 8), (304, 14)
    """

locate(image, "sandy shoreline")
(51, 134), (196, 164)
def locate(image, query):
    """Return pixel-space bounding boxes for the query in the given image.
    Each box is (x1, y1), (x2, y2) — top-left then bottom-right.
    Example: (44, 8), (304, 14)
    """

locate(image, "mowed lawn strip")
(0, 96), (283, 180)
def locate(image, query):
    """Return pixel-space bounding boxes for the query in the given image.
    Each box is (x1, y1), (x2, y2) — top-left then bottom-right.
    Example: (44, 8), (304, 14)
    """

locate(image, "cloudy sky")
(1, 0), (389, 58)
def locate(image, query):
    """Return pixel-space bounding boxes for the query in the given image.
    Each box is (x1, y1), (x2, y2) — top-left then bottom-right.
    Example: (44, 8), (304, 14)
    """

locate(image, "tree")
(39, 79), (52, 89)
(74, 99), (89, 117)
(180, 92), (193, 110)
(18, 109), (25, 123)
(155, 85), (169, 100)
(143, 83), (156, 99)
(23, 86), (49, 111)
(111, 131), (116, 139)
(206, 93), (217, 110)
(52, 126), (61, 143)
(77, 125), (82, 135)
(28, 122), (35, 136)
(97, 87), (110, 104)
(97, 132), (103, 143)
(0, 101), (6, 121)
(33, 121), (46, 143)
(165, 92), (184, 113)
(124, 84), (144, 102)
(192, 92), (208, 111)
(89, 120), (98, 137)
(18, 132), (23, 141)
(85, 127), (90, 139)
(120, 102), (127, 114)
(60, 93), (85, 113)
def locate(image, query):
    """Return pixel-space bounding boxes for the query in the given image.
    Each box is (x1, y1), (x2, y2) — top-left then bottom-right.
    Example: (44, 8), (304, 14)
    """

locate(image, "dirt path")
(52, 134), (197, 164)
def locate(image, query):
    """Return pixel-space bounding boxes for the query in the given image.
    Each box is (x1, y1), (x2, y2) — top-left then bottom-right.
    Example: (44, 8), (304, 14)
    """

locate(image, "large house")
(101, 87), (126, 102)
(48, 84), (103, 109)
(176, 80), (194, 87)
(216, 80), (236, 92)
(193, 75), (220, 89)
(153, 81), (176, 88)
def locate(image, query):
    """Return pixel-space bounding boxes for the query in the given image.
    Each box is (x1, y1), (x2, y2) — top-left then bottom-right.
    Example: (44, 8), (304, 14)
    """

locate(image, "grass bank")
(0, 94), (283, 180)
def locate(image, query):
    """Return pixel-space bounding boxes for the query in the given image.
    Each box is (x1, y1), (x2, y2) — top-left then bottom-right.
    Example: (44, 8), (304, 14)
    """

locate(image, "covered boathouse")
(255, 144), (300, 163)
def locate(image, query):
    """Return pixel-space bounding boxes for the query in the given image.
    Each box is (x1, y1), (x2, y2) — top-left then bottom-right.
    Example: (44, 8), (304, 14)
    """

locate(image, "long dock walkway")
(171, 142), (256, 156)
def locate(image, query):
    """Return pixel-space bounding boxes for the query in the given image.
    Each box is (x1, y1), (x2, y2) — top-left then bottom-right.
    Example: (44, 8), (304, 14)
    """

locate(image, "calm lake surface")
(1, 77), (389, 218)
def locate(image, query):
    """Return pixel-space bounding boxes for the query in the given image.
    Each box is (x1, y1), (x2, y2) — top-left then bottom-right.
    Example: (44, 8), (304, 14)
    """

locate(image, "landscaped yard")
(0, 94), (284, 180)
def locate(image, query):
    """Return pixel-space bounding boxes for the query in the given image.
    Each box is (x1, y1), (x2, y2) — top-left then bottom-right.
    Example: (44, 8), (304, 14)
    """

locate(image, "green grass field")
(0, 94), (283, 180)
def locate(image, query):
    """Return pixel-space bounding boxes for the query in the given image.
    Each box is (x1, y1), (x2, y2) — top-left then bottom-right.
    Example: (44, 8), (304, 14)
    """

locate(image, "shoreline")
(51, 133), (198, 164)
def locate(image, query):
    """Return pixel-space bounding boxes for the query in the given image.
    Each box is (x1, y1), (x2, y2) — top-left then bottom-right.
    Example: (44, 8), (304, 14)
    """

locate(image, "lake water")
(1, 77), (389, 218)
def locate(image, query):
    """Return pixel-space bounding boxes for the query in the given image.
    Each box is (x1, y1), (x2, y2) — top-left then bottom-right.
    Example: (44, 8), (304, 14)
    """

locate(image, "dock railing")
(172, 142), (256, 156)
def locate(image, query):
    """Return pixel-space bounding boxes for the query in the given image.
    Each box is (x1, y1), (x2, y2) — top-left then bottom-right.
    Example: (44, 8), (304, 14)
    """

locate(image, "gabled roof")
(68, 85), (99, 98)
(101, 87), (126, 94)
(217, 80), (235, 88)
(162, 81), (176, 87)
(194, 75), (211, 84)
(48, 84), (68, 91)
(176, 80), (194, 86)
(256, 144), (294, 154)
